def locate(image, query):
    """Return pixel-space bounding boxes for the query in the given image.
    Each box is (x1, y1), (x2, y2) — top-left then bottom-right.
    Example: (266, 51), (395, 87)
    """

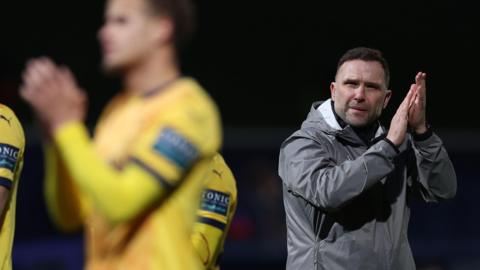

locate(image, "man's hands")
(387, 84), (416, 146)
(387, 72), (428, 146)
(408, 72), (428, 134)
(20, 57), (87, 135)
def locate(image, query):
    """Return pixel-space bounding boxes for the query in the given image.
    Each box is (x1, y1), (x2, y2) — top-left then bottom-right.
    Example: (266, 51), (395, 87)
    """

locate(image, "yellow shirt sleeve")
(0, 106), (24, 189)
(43, 93), (128, 231)
(43, 142), (87, 232)
(192, 154), (237, 268)
(53, 104), (220, 225)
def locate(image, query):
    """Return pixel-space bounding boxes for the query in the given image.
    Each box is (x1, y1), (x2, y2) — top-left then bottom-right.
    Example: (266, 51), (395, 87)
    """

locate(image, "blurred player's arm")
(53, 110), (220, 225)
(19, 58), (220, 225)
(43, 142), (86, 232)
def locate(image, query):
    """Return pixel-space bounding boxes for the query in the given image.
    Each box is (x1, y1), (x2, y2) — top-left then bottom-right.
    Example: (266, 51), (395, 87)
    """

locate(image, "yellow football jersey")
(43, 78), (221, 269)
(192, 153), (237, 270)
(0, 104), (25, 270)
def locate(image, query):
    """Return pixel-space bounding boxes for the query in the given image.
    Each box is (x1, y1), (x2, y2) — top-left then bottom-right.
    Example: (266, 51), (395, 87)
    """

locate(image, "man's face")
(330, 60), (391, 128)
(98, 0), (166, 73)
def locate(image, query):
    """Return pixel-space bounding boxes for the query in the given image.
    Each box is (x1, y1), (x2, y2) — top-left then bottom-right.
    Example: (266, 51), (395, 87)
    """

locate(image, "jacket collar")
(304, 99), (386, 146)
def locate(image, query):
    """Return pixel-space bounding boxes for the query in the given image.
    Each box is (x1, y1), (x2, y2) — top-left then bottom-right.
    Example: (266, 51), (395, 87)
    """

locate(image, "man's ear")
(152, 16), (174, 45)
(383, 89), (392, 109)
(330, 82), (336, 101)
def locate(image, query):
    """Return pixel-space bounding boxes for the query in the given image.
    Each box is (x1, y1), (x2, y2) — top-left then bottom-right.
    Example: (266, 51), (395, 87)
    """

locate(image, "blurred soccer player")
(192, 153), (237, 269)
(0, 104), (25, 270)
(20, 0), (225, 268)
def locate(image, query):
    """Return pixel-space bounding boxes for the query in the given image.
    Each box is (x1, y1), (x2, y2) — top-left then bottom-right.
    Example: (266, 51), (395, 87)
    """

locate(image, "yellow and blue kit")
(43, 78), (221, 270)
(192, 154), (237, 270)
(0, 104), (25, 270)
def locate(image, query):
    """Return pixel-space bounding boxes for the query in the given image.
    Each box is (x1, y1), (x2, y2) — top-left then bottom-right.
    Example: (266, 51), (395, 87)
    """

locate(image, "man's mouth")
(349, 106), (367, 111)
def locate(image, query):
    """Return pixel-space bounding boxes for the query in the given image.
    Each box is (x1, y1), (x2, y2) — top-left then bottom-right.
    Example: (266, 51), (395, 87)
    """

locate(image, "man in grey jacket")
(278, 47), (457, 270)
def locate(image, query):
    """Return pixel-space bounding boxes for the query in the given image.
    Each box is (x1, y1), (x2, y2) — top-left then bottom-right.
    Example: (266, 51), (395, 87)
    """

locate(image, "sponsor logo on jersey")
(0, 143), (19, 172)
(153, 127), (198, 169)
(200, 189), (230, 216)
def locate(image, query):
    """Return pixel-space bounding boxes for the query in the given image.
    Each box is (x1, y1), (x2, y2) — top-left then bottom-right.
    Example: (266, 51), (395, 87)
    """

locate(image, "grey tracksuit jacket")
(278, 100), (457, 270)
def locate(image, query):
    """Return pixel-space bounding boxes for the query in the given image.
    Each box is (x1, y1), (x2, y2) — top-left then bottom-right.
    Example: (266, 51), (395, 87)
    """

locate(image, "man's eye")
(345, 82), (357, 87)
(366, 85), (381, 91)
(112, 16), (128, 24)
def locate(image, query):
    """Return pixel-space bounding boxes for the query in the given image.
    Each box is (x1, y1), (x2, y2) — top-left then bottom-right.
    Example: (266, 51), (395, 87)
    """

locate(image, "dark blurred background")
(2, 1), (479, 269)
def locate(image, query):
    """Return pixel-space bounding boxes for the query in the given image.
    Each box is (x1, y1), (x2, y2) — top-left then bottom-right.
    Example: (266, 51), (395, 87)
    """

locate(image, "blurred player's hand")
(20, 57), (87, 133)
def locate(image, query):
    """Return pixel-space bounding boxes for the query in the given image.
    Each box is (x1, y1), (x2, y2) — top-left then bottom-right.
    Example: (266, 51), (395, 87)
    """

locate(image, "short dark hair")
(146, 0), (196, 51)
(336, 47), (390, 87)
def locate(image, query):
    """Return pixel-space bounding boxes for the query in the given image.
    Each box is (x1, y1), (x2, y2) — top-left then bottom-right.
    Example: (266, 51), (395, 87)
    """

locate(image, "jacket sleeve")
(279, 134), (398, 212)
(409, 133), (457, 202)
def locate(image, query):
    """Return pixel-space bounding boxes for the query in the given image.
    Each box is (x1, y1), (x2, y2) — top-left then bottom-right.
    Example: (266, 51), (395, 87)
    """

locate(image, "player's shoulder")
(0, 103), (16, 121)
(207, 154), (237, 198)
(172, 78), (219, 116)
(155, 78), (222, 149)
(146, 77), (220, 128)
(0, 104), (25, 179)
(138, 78), (222, 159)
(0, 103), (25, 146)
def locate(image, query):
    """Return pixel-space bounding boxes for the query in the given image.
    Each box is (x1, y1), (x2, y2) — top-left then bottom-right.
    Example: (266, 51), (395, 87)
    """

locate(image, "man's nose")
(353, 85), (366, 100)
